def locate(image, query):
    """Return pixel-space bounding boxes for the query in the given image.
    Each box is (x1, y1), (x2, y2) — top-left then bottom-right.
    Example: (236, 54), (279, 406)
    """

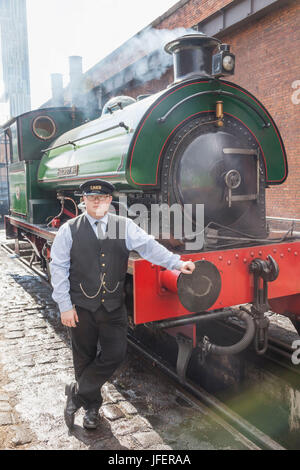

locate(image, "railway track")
(0, 240), (49, 282)
(0, 238), (292, 450)
(127, 332), (285, 450)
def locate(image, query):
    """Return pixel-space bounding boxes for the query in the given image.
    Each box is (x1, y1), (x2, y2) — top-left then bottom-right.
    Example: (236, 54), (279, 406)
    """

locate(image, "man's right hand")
(61, 308), (79, 328)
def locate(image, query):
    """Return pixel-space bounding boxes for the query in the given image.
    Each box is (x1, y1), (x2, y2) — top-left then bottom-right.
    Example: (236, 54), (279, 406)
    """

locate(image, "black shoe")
(83, 408), (100, 430)
(64, 383), (80, 429)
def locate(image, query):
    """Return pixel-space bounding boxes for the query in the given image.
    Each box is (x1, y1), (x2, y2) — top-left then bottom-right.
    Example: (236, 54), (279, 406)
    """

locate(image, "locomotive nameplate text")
(57, 165), (78, 177)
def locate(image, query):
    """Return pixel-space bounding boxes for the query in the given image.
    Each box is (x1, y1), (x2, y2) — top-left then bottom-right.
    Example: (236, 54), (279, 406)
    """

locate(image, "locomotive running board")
(5, 215), (57, 242)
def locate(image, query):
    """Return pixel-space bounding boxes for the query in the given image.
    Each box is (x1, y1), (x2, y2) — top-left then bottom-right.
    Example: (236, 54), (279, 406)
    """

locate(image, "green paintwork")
(5, 107), (85, 223)
(17, 108), (84, 161)
(127, 79), (287, 187)
(37, 93), (160, 191)
(37, 79), (287, 194)
(9, 162), (27, 215)
(9, 160), (60, 223)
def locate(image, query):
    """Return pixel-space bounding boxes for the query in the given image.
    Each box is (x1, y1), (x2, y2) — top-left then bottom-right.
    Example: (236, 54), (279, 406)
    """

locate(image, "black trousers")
(69, 304), (128, 410)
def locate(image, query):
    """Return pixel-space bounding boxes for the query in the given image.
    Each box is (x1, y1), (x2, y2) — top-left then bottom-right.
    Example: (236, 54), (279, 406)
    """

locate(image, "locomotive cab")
(3, 108), (85, 224)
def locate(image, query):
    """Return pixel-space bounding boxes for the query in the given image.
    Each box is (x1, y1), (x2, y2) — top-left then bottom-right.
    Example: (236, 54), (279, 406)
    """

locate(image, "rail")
(128, 331), (285, 450)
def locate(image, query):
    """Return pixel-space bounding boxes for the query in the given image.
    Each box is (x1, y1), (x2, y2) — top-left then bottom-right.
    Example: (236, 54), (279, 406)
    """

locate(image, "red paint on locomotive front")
(131, 241), (300, 325)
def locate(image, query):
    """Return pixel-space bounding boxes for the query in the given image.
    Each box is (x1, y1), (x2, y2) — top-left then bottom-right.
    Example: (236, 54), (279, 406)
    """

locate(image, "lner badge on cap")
(90, 185), (102, 190)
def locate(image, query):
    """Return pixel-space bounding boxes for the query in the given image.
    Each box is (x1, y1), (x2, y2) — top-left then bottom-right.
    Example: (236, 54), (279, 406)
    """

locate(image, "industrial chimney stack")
(51, 73), (64, 106)
(69, 56), (83, 107)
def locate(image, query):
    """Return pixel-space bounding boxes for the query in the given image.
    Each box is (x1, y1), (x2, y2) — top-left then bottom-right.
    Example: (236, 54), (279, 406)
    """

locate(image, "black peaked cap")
(78, 179), (115, 196)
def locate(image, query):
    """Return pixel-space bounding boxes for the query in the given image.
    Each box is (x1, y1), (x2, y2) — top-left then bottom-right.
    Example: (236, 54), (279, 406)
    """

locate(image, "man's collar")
(85, 212), (108, 225)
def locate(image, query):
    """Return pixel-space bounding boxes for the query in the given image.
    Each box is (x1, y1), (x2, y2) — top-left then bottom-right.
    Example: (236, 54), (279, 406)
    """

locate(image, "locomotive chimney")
(51, 73), (64, 106)
(69, 55), (83, 107)
(165, 34), (221, 83)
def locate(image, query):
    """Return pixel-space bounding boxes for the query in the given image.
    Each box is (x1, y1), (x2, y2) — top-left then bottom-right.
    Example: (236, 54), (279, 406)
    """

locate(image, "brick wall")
(156, 0), (233, 29)
(219, 2), (300, 219)
(124, 0), (300, 219)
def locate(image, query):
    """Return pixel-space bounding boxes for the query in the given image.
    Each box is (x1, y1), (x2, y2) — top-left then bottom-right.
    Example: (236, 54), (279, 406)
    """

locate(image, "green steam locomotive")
(3, 34), (299, 371)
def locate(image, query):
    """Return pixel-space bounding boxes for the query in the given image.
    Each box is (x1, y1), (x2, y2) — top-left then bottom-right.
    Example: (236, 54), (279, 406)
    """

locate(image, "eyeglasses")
(86, 195), (111, 202)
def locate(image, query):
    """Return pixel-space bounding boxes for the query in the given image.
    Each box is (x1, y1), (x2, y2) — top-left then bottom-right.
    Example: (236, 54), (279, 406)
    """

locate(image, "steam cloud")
(100, 26), (200, 94)
(131, 26), (198, 56)
(119, 26), (199, 85)
(81, 26), (201, 118)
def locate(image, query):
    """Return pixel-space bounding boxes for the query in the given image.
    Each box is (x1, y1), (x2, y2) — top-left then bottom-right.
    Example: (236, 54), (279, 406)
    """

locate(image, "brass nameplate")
(57, 165), (78, 177)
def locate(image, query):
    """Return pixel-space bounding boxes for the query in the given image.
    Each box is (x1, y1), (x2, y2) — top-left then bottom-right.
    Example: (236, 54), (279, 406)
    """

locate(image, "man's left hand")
(180, 260), (196, 274)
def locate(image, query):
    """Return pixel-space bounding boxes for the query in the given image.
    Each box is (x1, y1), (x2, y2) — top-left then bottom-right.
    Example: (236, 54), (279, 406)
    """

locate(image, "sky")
(26, 0), (178, 109)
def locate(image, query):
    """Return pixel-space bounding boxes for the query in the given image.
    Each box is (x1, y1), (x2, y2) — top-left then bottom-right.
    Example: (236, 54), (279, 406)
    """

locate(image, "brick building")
(48, 0), (300, 218)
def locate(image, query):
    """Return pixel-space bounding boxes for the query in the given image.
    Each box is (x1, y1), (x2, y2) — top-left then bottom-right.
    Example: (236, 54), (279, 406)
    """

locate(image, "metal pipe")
(216, 100), (224, 127)
(155, 309), (236, 329)
(209, 310), (256, 355)
(155, 308), (256, 356)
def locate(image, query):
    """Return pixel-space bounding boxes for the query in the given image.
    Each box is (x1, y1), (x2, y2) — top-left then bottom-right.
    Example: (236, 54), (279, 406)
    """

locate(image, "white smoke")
(130, 26), (198, 56)
(108, 26), (200, 89)
(82, 27), (201, 118)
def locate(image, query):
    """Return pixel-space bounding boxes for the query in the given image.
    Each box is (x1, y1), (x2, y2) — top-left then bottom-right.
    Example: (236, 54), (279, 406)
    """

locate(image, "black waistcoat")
(68, 213), (129, 312)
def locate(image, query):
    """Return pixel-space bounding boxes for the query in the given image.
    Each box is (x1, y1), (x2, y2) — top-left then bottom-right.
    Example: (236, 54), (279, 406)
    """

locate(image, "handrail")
(41, 121), (129, 153)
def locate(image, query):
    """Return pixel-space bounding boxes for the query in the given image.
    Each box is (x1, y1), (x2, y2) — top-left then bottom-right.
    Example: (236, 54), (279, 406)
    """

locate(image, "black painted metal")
(290, 319), (300, 336)
(197, 0), (288, 38)
(175, 334), (193, 384)
(155, 309), (236, 329)
(177, 260), (222, 312)
(208, 309), (256, 356)
(155, 307), (256, 359)
(249, 256), (279, 354)
(160, 113), (264, 236)
(165, 34), (221, 82)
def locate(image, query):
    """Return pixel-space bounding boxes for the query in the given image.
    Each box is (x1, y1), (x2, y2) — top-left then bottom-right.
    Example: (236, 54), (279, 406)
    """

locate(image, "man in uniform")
(50, 179), (195, 430)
